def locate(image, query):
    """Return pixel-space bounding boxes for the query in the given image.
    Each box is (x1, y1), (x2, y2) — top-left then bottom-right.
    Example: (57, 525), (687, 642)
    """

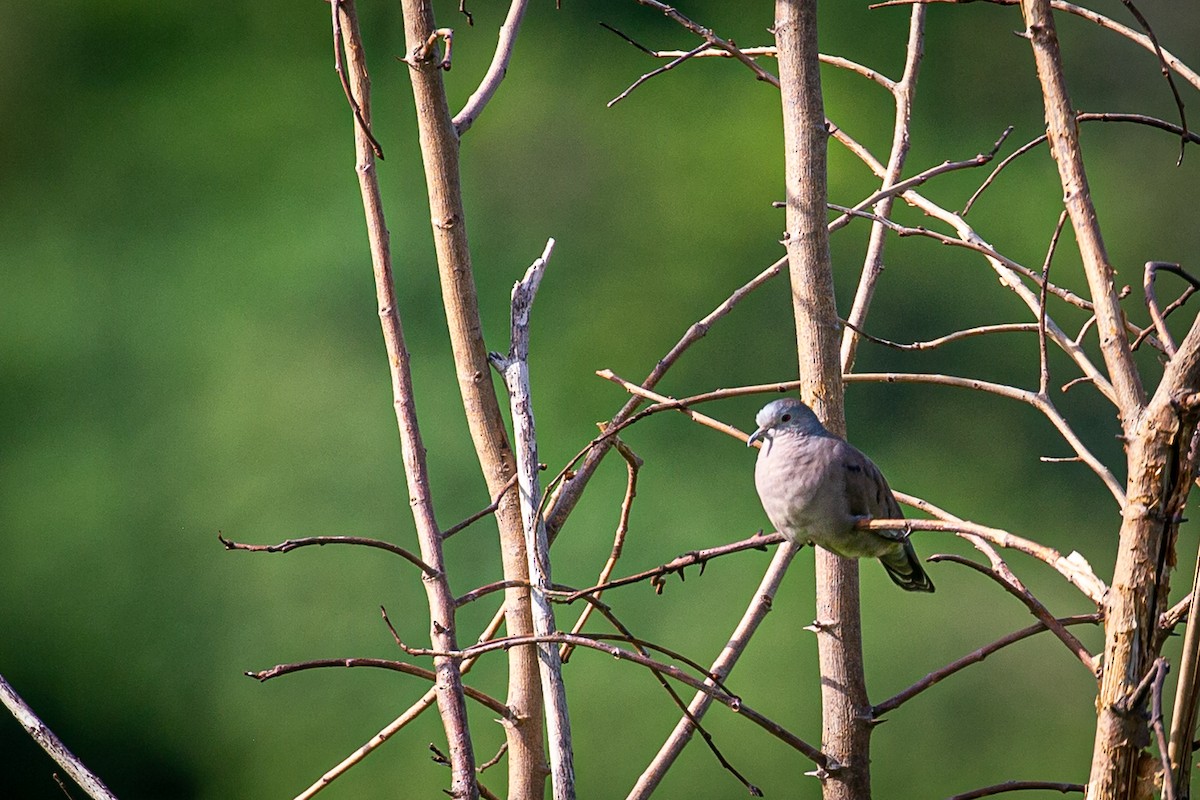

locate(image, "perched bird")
(747, 398), (934, 593)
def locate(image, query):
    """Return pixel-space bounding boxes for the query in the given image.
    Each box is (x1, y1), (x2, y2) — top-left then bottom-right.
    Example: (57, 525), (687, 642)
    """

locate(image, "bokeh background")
(3, 1), (1200, 797)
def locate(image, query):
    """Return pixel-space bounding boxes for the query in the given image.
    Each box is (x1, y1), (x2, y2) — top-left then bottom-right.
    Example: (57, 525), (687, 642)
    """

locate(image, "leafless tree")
(202, 1), (1200, 799)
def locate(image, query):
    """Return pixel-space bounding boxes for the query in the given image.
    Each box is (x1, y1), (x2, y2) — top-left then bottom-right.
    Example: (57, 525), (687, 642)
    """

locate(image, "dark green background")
(3, 1), (1199, 797)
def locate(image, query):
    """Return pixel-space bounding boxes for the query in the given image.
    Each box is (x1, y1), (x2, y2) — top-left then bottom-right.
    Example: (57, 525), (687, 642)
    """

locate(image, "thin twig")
(608, 43), (711, 108)
(1038, 211), (1069, 395)
(329, 0), (384, 159)
(828, 127), (1012, 235)
(292, 607), (509, 800)
(943, 780), (1085, 800)
(1145, 658), (1177, 800)
(965, 112), (1200, 215)
(631, 0), (780, 88)
(566, 532), (783, 602)
(843, 320), (1040, 352)
(928, 553), (1096, 674)
(1115, 0), (1189, 163)
(398, 630), (827, 764)
(453, 0), (529, 135)
(561, 439), (642, 662)
(218, 532), (439, 577)
(1168, 546), (1200, 791)
(628, 542), (806, 798)
(570, 594), (767, 796)
(442, 473), (519, 539)
(1144, 262), (1200, 358)
(249, 657), (511, 720)
(858, 517), (1107, 604)
(872, 613), (1101, 716)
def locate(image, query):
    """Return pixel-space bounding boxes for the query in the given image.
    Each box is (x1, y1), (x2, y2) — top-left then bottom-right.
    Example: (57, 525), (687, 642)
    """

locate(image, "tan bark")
(775, 1), (871, 797)
(397, 3), (546, 797)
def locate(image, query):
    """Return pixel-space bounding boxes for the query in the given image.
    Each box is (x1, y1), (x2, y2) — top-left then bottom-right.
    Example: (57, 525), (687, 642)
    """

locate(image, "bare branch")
(1038, 211), (1069, 395)
(632, 0), (780, 88)
(829, 127), (1010, 235)
(218, 532), (439, 577)
(608, 43), (710, 108)
(843, 320), (1040, 352)
(0, 674), (118, 800)
(453, 0), (529, 135)
(488, 239), (575, 800)
(292, 608), (509, 800)
(929, 553), (1097, 674)
(401, 630), (827, 766)
(561, 439), (642, 661)
(965, 112), (1200, 215)
(944, 780), (1084, 800)
(329, 0), (383, 159)
(566, 532), (783, 602)
(858, 517), (1107, 604)
(872, 613), (1101, 716)
(442, 473), (519, 539)
(1169, 545), (1200, 792)
(247, 657), (511, 720)
(338, 6), (478, 794)
(628, 543), (802, 798)
(1022, 0), (1146, 420)
(846, 372), (1125, 505)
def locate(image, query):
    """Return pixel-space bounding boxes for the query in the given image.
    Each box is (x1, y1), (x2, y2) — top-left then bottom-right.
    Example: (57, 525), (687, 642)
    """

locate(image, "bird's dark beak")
(747, 426), (767, 447)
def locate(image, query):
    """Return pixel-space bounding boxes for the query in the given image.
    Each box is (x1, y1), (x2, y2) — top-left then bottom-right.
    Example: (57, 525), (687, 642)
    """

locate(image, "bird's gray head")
(746, 398), (827, 447)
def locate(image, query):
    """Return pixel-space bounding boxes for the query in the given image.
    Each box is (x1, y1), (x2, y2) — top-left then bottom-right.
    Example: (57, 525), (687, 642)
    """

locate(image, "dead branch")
(398, 630), (828, 766)
(453, 0), (529, 135)
(929, 554), (1096, 673)
(628, 542), (802, 798)
(565, 532), (784, 602)
(561, 439), (642, 661)
(944, 780), (1085, 799)
(442, 473), (519, 539)
(292, 608), (510, 800)
(872, 613), (1102, 717)
(858, 518), (1107, 604)
(218, 532), (439, 577)
(246, 657), (511, 720)
(1168, 545), (1200, 793)
(0, 674), (118, 800)
(488, 239), (575, 800)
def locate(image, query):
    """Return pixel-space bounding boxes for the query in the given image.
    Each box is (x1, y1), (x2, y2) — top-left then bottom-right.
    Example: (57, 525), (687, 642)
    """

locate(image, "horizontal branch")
(399, 631), (826, 765)
(843, 320), (1040, 352)
(218, 532), (440, 577)
(945, 780), (1085, 800)
(564, 532), (783, 602)
(246, 657), (513, 720)
(593, 369), (1125, 507)
(857, 517), (1107, 604)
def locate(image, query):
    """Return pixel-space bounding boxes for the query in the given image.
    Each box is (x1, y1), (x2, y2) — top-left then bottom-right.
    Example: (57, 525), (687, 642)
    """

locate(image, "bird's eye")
(781, 414), (792, 422)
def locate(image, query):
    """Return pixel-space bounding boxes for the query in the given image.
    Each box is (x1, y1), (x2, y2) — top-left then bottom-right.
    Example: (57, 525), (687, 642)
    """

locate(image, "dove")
(747, 398), (934, 592)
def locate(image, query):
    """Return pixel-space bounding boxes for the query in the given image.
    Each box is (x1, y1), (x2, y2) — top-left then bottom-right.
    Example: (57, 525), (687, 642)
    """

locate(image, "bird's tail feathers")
(881, 541), (935, 593)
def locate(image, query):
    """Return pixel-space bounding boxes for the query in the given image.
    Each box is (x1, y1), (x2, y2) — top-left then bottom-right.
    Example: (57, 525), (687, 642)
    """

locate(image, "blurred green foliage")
(2, 1), (1199, 798)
